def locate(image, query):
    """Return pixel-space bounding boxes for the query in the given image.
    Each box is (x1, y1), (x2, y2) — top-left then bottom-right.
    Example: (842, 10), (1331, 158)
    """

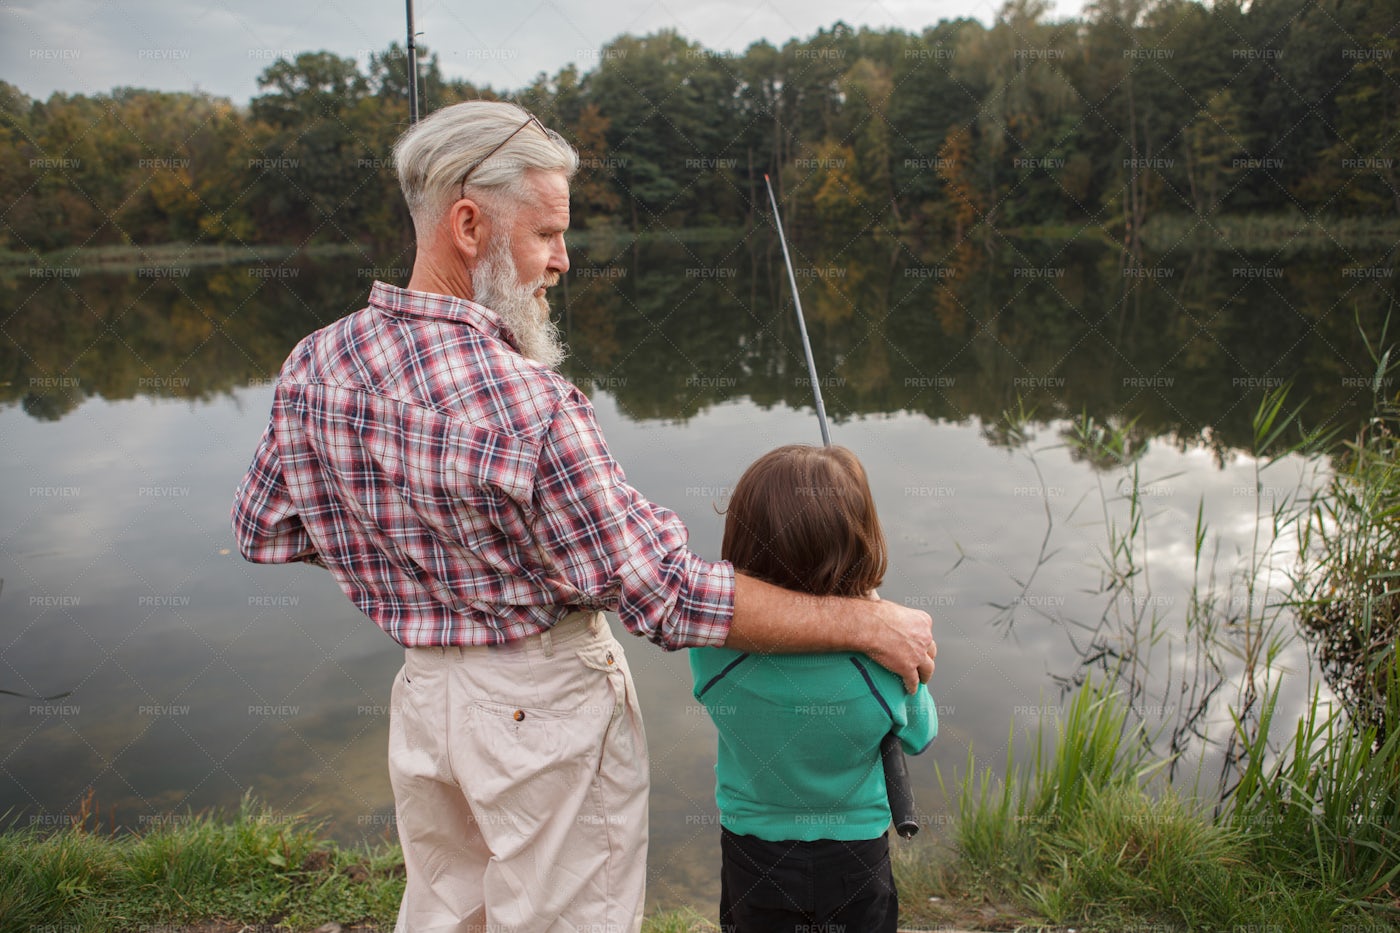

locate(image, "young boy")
(691, 444), (938, 932)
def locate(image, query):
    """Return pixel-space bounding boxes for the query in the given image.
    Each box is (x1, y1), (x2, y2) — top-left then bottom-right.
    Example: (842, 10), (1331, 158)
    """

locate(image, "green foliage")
(943, 681), (1400, 930)
(641, 908), (719, 932)
(933, 335), (1400, 929)
(0, 822), (123, 931)
(1033, 783), (1257, 928)
(0, 792), (406, 930)
(1227, 672), (1400, 906)
(0, 791), (745, 931)
(1297, 313), (1400, 739)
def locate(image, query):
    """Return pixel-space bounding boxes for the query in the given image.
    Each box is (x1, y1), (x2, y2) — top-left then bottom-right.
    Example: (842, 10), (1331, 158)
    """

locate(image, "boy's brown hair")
(721, 444), (887, 598)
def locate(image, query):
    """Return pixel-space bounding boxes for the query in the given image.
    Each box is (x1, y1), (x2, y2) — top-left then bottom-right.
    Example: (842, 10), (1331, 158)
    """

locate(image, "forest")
(1, 0), (1396, 256)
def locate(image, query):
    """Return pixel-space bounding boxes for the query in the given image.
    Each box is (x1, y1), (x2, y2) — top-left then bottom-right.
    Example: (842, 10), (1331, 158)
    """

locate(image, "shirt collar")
(368, 280), (519, 351)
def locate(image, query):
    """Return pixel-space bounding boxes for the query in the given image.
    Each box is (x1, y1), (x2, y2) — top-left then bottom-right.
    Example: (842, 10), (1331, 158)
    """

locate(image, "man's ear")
(448, 197), (490, 262)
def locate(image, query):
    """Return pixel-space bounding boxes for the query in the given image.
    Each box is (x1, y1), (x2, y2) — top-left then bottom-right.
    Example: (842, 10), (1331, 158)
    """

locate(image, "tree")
(807, 141), (870, 230)
(251, 52), (369, 128)
(1321, 7), (1400, 218)
(581, 31), (743, 228)
(887, 20), (983, 233)
(1182, 89), (1247, 217)
(838, 57), (895, 225)
(570, 102), (622, 225)
(937, 124), (985, 242)
(248, 53), (378, 243)
(0, 81), (39, 252)
(371, 42), (447, 114)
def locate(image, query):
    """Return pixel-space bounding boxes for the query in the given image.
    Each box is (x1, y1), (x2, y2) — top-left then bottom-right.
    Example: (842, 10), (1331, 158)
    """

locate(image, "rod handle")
(881, 732), (919, 839)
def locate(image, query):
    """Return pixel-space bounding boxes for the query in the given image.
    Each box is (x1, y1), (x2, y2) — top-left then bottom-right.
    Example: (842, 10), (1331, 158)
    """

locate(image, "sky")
(3, 0), (1087, 104)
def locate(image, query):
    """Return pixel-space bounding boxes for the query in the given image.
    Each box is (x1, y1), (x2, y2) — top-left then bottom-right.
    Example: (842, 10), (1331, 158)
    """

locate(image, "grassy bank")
(0, 793), (723, 932)
(6, 675), (1399, 932)
(0, 793), (401, 931)
(1142, 211), (1400, 253)
(886, 372), (1400, 932)
(0, 241), (363, 273)
(910, 678), (1400, 932)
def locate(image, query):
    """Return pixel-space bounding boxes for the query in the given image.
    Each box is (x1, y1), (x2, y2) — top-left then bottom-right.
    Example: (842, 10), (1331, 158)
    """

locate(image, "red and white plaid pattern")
(232, 281), (734, 649)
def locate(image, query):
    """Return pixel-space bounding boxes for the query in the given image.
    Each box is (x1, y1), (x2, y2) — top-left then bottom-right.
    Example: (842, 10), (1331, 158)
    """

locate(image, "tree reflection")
(1, 237), (1393, 463)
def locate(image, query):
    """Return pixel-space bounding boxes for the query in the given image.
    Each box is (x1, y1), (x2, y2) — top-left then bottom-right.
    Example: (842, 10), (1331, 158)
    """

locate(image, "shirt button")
(513, 710), (525, 721)
(606, 651), (615, 665)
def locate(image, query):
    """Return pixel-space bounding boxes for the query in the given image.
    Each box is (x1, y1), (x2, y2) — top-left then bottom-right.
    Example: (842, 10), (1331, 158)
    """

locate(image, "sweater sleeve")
(897, 682), (939, 755)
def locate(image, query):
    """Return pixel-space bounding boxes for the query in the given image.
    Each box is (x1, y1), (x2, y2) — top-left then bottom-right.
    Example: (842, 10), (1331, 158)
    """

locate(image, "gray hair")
(392, 100), (578, 245)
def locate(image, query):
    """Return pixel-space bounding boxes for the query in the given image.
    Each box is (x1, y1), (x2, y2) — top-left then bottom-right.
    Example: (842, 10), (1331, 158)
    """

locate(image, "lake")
(1, 231), (1395, 911)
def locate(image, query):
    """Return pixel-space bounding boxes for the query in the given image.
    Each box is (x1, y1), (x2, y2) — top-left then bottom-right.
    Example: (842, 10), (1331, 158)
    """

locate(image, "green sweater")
(690, 647), (938, 842)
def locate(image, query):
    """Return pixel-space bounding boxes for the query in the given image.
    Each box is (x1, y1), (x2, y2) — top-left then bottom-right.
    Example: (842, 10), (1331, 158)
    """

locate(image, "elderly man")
(231, 100), (935, 933)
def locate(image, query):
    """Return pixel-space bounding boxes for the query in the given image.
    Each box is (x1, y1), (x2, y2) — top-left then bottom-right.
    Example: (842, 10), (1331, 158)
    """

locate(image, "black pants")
(718, 828), (897, 933)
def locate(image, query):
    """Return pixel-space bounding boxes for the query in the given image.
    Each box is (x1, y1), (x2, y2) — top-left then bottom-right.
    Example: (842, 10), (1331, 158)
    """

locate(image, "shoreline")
(0, 241), (363, 273)
(0, 792), (1014, 932)
(3, 214), (1396, 275)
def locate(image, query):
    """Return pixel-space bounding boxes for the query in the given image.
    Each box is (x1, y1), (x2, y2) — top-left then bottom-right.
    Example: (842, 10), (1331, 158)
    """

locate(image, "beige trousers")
(389, 611), (649, 933)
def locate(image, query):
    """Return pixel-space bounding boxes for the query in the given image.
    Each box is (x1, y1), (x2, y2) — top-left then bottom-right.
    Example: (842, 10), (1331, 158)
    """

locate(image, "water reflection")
(4, 238), (1395, 448)
(0, 236), (1395, 910)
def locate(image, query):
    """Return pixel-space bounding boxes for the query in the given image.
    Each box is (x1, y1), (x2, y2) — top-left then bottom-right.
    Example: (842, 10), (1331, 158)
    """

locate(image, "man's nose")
(549, 235), (569, 276)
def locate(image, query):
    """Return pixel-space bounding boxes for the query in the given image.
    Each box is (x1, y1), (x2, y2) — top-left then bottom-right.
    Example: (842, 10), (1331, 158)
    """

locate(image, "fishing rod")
(762, 174), (920, 840)
(764, 175), (830, 446)
(405, 0), (420, 124)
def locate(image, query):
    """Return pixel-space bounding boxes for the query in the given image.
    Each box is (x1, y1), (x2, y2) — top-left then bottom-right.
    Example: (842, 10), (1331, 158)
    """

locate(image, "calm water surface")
(1, 234), (1395, 910)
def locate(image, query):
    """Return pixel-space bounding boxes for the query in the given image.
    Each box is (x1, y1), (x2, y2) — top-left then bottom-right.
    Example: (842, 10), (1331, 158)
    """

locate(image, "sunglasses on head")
(458, 112), (549, 199)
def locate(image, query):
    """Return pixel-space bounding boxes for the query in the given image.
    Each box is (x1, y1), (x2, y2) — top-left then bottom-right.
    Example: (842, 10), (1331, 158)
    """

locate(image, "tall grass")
(944, 680), (1283, 928)
(944, 675), (1399, 929)
(1033, 383), (1330, 793)
(945, 681), (1157, 886)
(934, 366), (1400, 929)
(1228, 658), (1400, 905)
(1297, 312), (1400, 740)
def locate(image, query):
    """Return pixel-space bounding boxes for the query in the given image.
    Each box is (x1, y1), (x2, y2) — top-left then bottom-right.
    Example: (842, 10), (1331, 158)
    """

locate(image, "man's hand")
(863, 598), (935, 694)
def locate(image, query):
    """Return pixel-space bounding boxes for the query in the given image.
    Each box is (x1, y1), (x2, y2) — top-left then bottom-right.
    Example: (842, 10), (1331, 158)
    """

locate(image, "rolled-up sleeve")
(897, 684), (939, 755)
(231, 416), (317, 564)
(531, 389), (734, 649)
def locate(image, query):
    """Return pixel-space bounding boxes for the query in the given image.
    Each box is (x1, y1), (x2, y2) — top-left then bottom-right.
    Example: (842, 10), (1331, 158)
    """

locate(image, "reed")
(1296, 311), (1400, 741)
(931, 351), (1399, 929)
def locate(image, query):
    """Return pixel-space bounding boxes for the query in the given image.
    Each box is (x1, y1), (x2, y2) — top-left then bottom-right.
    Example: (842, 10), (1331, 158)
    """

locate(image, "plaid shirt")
(231, 281), (734, 649)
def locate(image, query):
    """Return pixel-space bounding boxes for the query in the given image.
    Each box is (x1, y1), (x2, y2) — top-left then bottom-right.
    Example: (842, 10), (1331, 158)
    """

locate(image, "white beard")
(473, 238), (566, 370)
